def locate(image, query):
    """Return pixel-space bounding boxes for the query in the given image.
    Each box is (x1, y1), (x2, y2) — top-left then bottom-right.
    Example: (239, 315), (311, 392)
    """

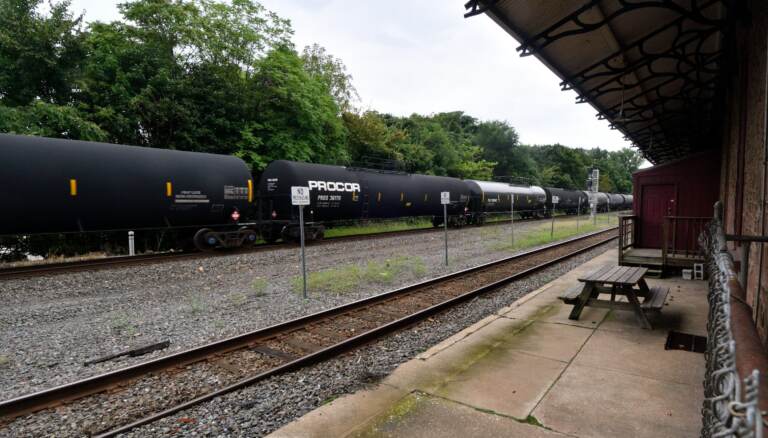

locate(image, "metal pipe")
(443, 203), (448, 266)
(299, 206), (307, 299)
(740, 241), (750, 290)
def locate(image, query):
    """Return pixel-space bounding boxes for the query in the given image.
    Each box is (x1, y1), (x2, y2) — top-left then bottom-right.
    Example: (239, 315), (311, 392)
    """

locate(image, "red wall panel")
(632, 150), (721, 248)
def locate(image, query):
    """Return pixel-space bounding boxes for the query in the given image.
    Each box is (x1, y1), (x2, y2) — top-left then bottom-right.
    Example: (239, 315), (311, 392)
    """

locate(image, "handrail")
(662, 215), (709, 266)
(618, 215), (637, 265)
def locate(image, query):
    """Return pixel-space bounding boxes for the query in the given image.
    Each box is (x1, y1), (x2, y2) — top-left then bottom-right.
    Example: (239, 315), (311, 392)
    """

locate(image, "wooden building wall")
(631, 151), (720, 249)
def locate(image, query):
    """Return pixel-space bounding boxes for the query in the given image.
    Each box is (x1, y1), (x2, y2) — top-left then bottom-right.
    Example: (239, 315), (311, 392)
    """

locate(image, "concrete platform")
(269, 249), (707, 438)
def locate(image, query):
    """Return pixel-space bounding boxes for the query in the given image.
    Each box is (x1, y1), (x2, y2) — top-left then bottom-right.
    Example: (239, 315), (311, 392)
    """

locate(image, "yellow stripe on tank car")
(166, 181), (173, 197)
(247, 179), (254, 202)
(69, 179), (77, 196)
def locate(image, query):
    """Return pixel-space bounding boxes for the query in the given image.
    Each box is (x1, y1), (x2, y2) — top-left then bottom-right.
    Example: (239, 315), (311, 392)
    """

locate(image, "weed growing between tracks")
(490, 213), (617, 252)
(110, 313), (138, 337)
(293, 256), (426, 294)
(251, 277), (268, 296)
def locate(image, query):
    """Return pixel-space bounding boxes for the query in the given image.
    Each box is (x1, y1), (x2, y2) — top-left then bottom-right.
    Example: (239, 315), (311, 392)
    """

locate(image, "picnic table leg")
(624, 287), (652, 329)
(637, 278), (651, 299)
(569, 283), (594, 320)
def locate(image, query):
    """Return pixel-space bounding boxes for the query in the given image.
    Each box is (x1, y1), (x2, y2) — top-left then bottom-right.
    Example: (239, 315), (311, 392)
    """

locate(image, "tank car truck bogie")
(280, 223), (326, 242)
(192, 226), (259, 251)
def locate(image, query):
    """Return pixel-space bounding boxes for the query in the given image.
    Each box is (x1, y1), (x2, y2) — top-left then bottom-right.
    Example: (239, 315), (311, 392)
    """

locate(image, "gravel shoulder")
(0, 218), (613, 401)
(122, 242), (618, 438)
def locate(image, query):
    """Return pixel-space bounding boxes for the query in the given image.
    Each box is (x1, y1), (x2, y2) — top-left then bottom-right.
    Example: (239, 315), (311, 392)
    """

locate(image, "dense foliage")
(0, 0), (642, 190)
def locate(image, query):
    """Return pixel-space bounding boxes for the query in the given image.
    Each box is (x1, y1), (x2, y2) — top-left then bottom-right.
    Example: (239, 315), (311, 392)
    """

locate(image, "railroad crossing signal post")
(291, 186), (311, 299)
(441, 191), (450, 266)
(550, 196), (559, 238)
(587, 168), (599, 225)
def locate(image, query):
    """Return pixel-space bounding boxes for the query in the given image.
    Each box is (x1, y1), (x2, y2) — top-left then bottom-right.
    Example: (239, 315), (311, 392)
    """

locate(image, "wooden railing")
(661, 216), (709, 265)
(618, 214), (637, 265)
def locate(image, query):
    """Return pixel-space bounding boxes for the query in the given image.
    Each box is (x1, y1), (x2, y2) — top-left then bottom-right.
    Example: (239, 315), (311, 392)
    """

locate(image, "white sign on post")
(552, 195), (559, 204)
(440, 191), (450, 205)
(291, 186), (310, 206)
(291, 186), (310, 299)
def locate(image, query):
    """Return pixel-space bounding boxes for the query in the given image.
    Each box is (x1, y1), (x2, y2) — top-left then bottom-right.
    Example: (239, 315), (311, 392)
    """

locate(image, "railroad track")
(0, 215), (562, 280)
(0, 227), (616, 437)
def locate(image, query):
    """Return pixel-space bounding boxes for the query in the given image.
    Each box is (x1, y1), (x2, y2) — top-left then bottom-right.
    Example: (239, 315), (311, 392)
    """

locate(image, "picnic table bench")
(559, 265), (669, 329)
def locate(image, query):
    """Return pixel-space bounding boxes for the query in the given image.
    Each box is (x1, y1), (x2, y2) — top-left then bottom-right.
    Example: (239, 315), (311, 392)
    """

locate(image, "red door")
(640, 184), (676, 248)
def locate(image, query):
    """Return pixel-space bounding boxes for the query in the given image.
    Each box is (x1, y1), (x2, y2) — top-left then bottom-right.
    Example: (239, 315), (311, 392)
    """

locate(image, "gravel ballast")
(119, 242), (616, 438)
(0, 220), (615, 436)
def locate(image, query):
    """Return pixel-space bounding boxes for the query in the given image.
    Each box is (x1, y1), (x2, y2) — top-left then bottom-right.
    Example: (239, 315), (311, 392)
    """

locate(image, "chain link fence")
(701, 207), (764, 437)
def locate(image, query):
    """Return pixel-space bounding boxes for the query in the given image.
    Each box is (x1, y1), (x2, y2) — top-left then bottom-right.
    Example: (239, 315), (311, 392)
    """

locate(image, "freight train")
(0, 134), (633, 250)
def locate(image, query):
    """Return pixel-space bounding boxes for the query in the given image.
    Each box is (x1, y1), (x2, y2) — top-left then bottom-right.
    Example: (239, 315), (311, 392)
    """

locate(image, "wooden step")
(641, 286), (669, 311)
(559, 284), (584, 305)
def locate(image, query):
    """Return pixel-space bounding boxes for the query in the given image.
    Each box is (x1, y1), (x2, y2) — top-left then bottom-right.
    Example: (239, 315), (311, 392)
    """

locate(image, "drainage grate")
(665, 331), (707, 353)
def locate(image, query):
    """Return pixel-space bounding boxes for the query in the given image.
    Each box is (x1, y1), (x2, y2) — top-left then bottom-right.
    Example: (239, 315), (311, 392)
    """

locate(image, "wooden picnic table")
(561, 265), (669, 329)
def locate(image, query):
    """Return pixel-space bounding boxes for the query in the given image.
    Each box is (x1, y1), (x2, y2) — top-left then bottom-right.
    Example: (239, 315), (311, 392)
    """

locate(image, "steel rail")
(0, 214), (565, 279)
(0, 228), (617, 437)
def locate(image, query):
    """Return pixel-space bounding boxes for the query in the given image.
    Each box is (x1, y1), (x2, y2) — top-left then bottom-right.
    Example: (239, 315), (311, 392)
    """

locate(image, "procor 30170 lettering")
(308, 181), (361, 192)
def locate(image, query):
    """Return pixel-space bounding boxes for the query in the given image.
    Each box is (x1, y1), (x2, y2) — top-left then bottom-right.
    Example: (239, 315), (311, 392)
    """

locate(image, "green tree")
(0, 0), (85, 106)
(236, 47), (348, 170)
(475, 120), (520, 176)
(77, 0), (294, 152)
(0, 101), (107, 140)
(302, 43), (358, 112)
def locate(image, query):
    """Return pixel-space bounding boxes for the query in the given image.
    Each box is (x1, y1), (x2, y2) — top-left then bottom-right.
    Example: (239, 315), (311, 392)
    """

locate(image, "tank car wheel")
(239, 227), (258, 246)
(194, 228), (217, 252)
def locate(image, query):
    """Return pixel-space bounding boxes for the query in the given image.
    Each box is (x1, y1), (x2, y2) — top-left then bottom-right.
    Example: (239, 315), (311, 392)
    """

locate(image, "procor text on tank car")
(0, 135), (632, 250)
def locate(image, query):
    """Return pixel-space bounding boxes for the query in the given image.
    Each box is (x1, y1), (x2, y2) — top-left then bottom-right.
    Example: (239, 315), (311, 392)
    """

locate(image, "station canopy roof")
(464, 0), (728, 164)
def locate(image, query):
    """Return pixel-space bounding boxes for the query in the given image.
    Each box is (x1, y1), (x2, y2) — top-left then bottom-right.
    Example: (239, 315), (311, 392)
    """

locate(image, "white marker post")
(576, 197), (582, 232)
(291, 186), (311, 299)
(550, 195), (559, 238)
(441, 191), (450, 266)
(128, 231), (135, 256)
(510, 194), (515, 245)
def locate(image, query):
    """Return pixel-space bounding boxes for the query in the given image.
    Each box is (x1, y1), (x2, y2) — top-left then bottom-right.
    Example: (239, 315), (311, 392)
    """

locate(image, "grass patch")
(523, 415), (544, 427)
(251, 277), (268, 296)
(324, 218), (433, 238)
(188, 295), (206, 314)
(293, 256), (427, 294)
(321, 394), (340, 405)
(228, 292), (247, 306)
(110, 313), (137, 337)
(491, 213), (615, 252)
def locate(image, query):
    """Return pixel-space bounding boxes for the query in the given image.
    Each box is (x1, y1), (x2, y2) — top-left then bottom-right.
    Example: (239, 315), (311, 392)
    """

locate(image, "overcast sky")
(67, 0), (632, 151)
